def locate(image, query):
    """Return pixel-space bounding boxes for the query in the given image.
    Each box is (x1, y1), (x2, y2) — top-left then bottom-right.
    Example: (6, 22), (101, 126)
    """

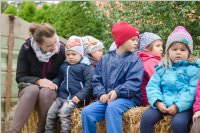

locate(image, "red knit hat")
(112, 22), (139, 48)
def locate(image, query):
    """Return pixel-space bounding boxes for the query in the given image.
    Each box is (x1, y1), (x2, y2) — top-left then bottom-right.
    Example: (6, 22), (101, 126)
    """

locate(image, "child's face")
(168, 42), (189, 63)
(65, 50), (82, 64)
(90, 49), (103, 61)
(122, 36), (139, 52)
(147, 40), (163, 56)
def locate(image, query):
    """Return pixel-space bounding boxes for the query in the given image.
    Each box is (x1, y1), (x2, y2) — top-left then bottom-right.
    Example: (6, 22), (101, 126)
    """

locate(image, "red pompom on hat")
(112, 22), (139, 48)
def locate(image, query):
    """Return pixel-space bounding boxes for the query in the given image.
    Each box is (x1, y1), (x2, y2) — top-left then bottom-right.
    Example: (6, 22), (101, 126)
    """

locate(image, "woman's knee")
(39, 88), (56, 101)
(20, 85), (40, 98)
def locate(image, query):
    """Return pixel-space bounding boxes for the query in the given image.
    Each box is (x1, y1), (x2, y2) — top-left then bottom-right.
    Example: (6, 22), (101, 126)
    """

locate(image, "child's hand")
(64, 101), (74, 106)
(107, 90), (117, 103)
(156, 101), (168, 113)
(72, 96), (80, 104)
(193, 111), (200, 122)
(100, 94), (109, 103)
(166, 104), (178, 115)
(167, 104), (178, 115)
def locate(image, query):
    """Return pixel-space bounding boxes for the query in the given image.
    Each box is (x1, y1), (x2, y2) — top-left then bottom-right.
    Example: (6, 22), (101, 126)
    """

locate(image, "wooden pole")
(5, 15), (15, 132)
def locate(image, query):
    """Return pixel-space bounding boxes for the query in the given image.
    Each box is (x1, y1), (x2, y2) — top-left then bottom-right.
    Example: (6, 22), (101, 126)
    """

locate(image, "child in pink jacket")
(190, 79), (200, 133)
(138, 32), (163, 106)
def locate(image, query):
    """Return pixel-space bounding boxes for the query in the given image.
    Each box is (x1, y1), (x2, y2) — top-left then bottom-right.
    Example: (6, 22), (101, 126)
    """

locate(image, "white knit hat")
(82, 36), (104, 54)
(66, 35), (84, 57)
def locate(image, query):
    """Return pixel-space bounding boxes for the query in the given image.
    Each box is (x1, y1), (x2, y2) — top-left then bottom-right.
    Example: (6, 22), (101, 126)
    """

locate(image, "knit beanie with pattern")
(82, 36), (104, 54)
(66, 35), (84, 57)
(166, 26), (193, 53)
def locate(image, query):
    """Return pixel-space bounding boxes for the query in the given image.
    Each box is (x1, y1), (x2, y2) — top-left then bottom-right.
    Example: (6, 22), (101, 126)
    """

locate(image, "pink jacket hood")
(138, 51), (161, 77)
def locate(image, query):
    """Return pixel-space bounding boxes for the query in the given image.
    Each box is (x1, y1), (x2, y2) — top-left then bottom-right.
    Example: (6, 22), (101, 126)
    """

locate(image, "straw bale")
(71, 108), (83, 133)
(10, 105), (173, 133)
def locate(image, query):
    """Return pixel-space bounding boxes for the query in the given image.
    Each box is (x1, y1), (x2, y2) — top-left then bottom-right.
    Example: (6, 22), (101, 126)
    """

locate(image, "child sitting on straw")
(138, 32), (163, 106)
(140, 26), (200, 133)
(45, 35), (94, 133)
(81, 21), (144, 133)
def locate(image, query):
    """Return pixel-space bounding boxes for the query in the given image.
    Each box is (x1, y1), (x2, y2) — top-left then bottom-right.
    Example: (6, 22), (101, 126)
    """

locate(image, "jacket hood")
(138, 51), (161, 62)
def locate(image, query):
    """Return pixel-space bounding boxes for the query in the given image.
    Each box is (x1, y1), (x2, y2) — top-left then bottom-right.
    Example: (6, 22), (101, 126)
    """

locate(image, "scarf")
(31, 35), (60, 62)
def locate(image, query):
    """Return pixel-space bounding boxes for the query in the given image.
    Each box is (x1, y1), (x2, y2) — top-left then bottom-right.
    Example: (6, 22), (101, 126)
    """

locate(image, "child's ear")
(144, 48), (149, 52)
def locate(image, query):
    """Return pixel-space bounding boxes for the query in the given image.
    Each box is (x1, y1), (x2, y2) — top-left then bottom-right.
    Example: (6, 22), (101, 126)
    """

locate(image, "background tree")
(1, 1), (9, 13)
(3, 1), (200, 55)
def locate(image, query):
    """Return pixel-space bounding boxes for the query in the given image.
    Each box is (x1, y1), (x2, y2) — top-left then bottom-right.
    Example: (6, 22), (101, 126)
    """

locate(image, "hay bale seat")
(11, 106), (172, 133)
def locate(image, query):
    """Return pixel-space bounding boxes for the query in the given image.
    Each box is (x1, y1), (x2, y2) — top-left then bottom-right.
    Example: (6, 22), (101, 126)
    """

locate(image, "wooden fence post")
(4, 15), (15, 132)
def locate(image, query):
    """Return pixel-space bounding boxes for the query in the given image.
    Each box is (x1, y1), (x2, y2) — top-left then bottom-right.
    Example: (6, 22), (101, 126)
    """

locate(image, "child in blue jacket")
(45, 36), (94, 133)
(81, 22), (144, 133)
(140, 26), (200, 133)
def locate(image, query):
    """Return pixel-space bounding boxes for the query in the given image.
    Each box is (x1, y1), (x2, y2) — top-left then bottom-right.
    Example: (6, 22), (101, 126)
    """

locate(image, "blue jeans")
(81, 98), (135, 133)
(140, 107), (192, 133)
(45, 97), (76, 133)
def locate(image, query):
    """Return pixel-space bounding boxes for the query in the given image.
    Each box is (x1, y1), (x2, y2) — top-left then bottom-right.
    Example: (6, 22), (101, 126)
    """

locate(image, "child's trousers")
(81, 98), (135, 133)
(45, 97), (76, 133)
(190, 118), (200, 133)
(140, 107), (192, 133)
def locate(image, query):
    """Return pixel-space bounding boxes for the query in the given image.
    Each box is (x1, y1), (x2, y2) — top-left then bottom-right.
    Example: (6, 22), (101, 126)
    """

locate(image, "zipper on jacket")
(80, 82), (86, 106)
(80, 82), (84, 89)
(66, 66), (71, 100)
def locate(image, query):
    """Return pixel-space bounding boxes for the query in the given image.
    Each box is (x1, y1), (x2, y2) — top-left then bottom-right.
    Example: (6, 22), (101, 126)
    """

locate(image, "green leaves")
(2, 1), (200, 54)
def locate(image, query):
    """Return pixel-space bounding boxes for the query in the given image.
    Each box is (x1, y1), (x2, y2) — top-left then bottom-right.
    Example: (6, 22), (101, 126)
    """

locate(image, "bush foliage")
(3, 1), (200, 55)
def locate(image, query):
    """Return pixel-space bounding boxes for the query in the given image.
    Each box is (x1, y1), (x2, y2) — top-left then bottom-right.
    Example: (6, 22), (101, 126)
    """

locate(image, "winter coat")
(53, 61), (94, 101)
(147, 59), (200, 112)
(193, 79), (200, 112)
(16, 38), (65, 85)
(93, 50), (144, 105)
(138, 51), (161, 106)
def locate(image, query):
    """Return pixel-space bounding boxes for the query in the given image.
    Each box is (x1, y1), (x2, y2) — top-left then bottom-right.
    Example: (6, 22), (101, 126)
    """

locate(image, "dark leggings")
(10, 85), (57, 133)
(140, 107), (192, 133)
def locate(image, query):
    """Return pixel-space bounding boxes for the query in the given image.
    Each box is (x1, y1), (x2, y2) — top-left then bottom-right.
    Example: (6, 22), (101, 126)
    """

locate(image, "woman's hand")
(35, 78), (58, 90)
(193, 111), (200, 122)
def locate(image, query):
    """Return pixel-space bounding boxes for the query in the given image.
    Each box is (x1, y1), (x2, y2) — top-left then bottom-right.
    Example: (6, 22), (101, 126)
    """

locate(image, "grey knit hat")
(166, 26), (193, 53)
(82, 36), (104, 54)
(138, 32), (162, 50)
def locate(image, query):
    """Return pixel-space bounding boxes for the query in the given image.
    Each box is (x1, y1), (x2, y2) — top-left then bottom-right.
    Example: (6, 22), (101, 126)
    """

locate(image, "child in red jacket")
(137, 32), (163, 106)
(190, 79), (200, 133)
